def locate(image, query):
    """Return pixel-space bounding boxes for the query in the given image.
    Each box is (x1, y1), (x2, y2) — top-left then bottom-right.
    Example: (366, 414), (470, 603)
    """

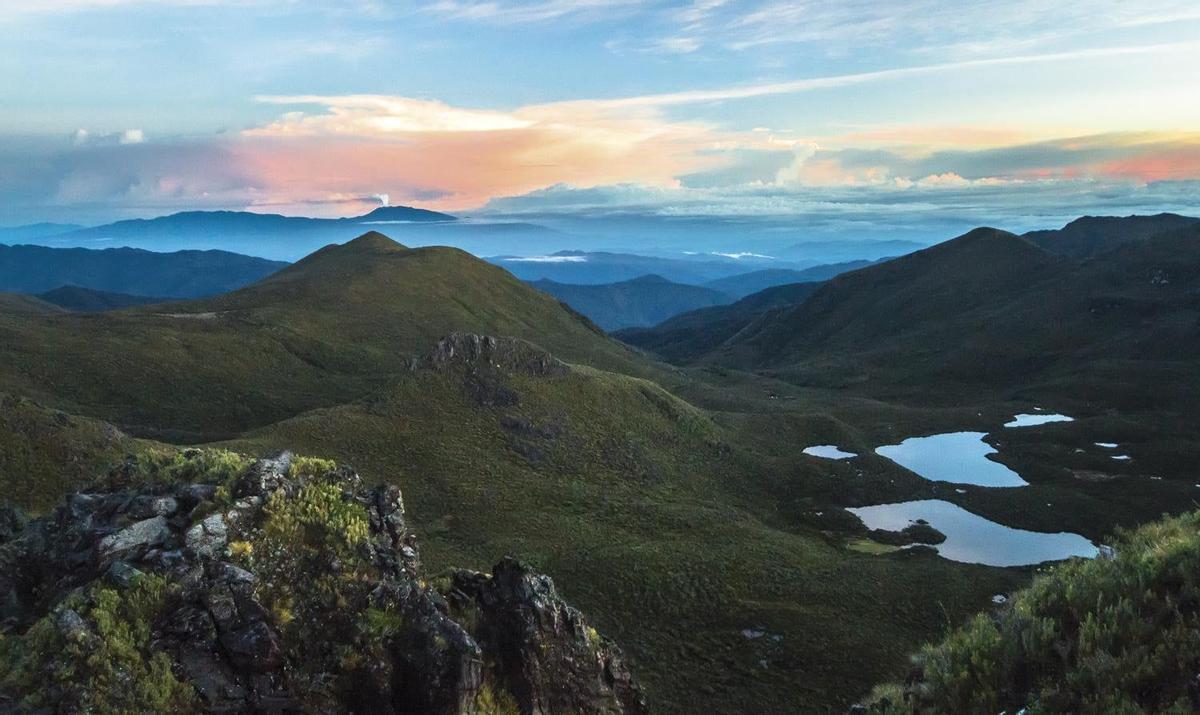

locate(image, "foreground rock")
(0, 450), (646, 714)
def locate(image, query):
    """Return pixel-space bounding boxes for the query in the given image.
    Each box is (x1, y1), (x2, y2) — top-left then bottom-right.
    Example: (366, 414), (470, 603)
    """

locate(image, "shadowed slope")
(1023, 213), (1198, 259)
(616, 281), (823, 363)
(712, 224), (1200, 411)
(530, 274), (733, 330)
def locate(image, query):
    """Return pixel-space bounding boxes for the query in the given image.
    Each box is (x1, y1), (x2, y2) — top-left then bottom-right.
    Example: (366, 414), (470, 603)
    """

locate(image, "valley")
(2, 214), (1198, 712)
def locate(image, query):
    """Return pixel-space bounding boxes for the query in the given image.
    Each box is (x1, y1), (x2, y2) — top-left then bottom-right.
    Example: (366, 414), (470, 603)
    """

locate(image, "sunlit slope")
(0, 232), (650, 441)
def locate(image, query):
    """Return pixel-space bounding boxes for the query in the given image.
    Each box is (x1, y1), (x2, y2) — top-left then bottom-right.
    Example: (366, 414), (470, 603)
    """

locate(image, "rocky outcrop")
(417, 333), (571, 378)
(0, 450), (645, 714)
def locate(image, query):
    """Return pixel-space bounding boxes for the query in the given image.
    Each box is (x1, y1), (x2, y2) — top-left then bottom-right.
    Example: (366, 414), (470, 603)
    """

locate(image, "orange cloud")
(237, 96), (726, 213)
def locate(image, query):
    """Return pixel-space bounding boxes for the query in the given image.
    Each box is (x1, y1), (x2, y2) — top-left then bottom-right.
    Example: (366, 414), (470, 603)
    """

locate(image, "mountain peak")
(929, 226), (1046, 263)
(356, 205), (456, 223)
(343, 230), (406, 252)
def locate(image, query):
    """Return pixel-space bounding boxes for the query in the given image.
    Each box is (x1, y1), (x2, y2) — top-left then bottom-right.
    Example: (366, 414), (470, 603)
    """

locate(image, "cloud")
(573, 42), (1197, 110)
(240, 94), (722, 210)
(641, 0), (1200, 55)
(422, 0), (642, 24)
(251, 95), (535, 134)
(71, 128), (147, 147)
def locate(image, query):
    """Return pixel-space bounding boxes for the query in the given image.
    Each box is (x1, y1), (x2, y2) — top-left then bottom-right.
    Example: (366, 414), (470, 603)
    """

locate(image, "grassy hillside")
(867, 509), (1200, 713)
(712, 225), (1200, 411)
(0, 394), (161, 513)
(36, 285), (167, 311)
(0, 232), (651, 441)
(217, 339), (1025, 713)
(616, 281), (823, 363)
(530, 274), (733, 330)
(0, 293), (64, 315)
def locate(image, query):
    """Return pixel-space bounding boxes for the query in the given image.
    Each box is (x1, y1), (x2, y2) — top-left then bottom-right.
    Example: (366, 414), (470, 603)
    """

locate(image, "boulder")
(185, 513), (228, 559)
(96, 515), (172, 560)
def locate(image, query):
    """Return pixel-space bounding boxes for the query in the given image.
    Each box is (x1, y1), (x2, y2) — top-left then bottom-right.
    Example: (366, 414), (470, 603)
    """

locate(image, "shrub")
(866, 511), (1200, 713)
(0, 574), (197, 712)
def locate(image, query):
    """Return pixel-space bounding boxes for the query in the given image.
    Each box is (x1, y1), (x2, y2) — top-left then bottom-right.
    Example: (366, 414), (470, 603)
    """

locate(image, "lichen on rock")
(0, 449), (646, 714)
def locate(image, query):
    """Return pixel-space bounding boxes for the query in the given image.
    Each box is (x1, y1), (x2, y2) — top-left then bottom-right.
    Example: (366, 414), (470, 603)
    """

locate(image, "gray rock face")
(419, 333), (571, 377)
(185, 513), (228, 558)
(96, 515), (172, 560)
(0, 452), (646, 714)
(0, 503), (26, 543)
(451, 559), (646, 715)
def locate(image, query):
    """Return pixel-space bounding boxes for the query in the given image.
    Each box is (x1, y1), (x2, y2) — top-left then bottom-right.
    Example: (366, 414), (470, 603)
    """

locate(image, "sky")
(2, 0), (1199, 240)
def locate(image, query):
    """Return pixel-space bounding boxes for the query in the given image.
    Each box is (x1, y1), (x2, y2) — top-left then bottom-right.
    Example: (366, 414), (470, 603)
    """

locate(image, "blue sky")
(2, 0), (1199, 239)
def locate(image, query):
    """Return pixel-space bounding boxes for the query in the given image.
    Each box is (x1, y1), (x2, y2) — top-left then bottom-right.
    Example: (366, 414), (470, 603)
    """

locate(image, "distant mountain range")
(1022, 213), (1199, 259)
(0, 206), (458, 261)
(616, 281), (824, 362)
(530, 275), (733, 330)
(3, 206), (935, 266)
(491, 250), (820, 285)
(0, 243), (286, 298)
(701, 261), (876, 298)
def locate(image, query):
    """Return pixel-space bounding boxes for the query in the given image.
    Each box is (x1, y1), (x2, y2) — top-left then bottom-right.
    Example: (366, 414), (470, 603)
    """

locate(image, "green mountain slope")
(530, 274), (733, 330)
(0, 232), (648, 441)
(0, 293), (64, 315)
(726, 224), (1200, 408)
(713, 228), (1066, 381)
(0, 394), (158, 513)
(616, 281), (823, 363)
(215, 333), (1024, 714)
(36, 285), (167, 311)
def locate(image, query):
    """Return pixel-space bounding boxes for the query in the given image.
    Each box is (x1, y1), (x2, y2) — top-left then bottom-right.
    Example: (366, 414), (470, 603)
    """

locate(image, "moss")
(288, 455), (338, 478)
(105, 448), (253, 492)
(235, 472), (378, 700)
(473, 681), (522, 715)
(260, 480), (370, 549)
(0, 574), (197, 712)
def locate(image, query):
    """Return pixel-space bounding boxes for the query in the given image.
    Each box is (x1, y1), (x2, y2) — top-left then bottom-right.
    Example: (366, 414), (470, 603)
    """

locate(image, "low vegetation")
(0, 574), (197, 712)
(867, 510), (1200, 713)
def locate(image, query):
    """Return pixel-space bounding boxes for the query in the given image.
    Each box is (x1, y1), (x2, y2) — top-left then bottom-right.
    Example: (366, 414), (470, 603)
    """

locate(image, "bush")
(867, 511), (1200, 713)
(0, 574), (197, 712)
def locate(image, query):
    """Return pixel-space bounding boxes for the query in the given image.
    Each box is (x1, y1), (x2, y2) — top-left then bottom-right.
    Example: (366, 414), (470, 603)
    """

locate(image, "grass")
(3, 228), (1196, 711)
(0, 233), (654, 442)
(219, 358), (1027, 713)
(0, 393), (158, 513)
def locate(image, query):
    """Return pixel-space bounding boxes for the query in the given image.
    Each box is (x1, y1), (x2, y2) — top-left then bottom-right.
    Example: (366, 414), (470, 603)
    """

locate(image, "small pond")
(847, 500), (1098, 567)
(1005, 413), (1074, 428)
(803, 445), (857, 460)
(875, 432), (1028, 487)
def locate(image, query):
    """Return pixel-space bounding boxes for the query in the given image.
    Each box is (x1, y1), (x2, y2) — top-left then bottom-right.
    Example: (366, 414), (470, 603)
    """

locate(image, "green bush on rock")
(0, 574), (196, 712)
